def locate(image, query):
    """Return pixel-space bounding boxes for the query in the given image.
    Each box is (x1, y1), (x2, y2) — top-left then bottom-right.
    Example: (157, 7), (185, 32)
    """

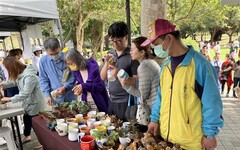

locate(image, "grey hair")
(44, 37), (60, 51)
(65, 49), (88, 70)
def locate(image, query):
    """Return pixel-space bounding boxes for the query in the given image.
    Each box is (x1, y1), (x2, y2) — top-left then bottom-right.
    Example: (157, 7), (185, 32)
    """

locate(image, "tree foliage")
(53, 0), (141, 58)
(167, 0), (240, 43)
(40, 0), (240, 59)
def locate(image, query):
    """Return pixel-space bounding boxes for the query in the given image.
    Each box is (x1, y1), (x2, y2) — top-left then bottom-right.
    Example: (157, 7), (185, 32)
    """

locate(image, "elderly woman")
(65, 49), (109, 113)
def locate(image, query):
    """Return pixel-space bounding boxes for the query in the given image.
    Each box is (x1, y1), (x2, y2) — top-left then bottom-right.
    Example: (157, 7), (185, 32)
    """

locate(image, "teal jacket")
(150, 46), (224, 149)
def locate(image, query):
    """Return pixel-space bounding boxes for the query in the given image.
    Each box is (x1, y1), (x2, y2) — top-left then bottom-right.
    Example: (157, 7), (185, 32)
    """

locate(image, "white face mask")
(50, 53), (61, 60)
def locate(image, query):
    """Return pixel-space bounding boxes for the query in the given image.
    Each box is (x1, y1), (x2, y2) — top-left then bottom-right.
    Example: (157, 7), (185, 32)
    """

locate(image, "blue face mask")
(50, 53), (61, 60)
(154, 45), (168, 58)
(154, 39), (171, 58)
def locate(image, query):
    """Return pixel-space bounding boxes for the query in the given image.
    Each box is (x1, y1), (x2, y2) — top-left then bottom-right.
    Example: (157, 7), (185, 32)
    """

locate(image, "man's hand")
(202, 136), (217, 150)
(147, 122), (159, 136)
(57, 87), (66, 95)
(108, 64), (119, 78)
(104, 54), (114, 63)
(1, 97), (11, 102)
(45, 97), (52, 106)
(72, 84), (83, 96)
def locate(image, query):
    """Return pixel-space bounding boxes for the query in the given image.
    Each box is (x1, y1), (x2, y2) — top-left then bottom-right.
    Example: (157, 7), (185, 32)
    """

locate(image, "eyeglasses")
(109, 38), (123, 44)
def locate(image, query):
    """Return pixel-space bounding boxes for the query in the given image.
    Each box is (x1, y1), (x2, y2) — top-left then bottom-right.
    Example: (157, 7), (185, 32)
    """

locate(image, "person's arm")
(63, 70), (76, 90)
(220, 62), (233, 74)
(1, 80), (16, 89)
(150, 86), (161, 123)
(11, 75), (37, 103)
(100, 61), (108, 80)
(39, 58), (51, 98)
(122, 84), (141, 98)
(123, 63), (154, 101)
(100, 54), (114, 80)
(196, 61), (223, 138)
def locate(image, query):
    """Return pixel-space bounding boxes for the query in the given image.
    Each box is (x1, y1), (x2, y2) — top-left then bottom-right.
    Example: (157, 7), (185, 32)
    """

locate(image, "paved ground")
(217, 94), (240, 150)
(1, 95), (240, 150)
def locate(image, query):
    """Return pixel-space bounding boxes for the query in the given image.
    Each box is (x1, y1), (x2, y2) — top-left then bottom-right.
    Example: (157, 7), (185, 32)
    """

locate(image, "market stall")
(0, 0), (64, 58)
(33, 101), (182, 150)
(32, 116), (79, 150)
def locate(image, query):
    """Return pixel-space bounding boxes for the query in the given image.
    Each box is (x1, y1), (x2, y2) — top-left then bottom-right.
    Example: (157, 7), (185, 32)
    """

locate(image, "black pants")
(233, 77), (240, 96)
(221, 80), (230, 94)
(23, 113), (37, 136)
(107, 101), (128, 122)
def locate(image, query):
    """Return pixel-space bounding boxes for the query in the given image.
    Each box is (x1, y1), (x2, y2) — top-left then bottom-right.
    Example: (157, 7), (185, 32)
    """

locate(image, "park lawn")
(208, 48), (231, 61)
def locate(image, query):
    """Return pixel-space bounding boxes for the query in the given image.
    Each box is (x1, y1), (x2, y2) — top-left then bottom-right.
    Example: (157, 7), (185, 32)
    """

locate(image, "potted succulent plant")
(102, 131), (119, 149)
(93, 130), (119, 150)
(127, 119), (139, 139)
(92, 130), (106, 142)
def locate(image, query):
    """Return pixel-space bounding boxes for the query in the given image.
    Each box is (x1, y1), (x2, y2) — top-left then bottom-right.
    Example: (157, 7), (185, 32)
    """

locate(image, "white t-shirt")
(32, 55), (42, 72)
(233, 40), (239, 48)
(214, 44), (220, 52)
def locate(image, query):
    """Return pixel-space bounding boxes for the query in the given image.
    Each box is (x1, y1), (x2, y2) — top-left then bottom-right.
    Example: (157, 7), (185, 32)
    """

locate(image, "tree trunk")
(200, 33), (204, 41)
(76, 0), (83, 53)
(209, 29), (218, 44)
(228, 33), (233, 43)
(100, 21), (105, 58)
(141, 0), (166, 36)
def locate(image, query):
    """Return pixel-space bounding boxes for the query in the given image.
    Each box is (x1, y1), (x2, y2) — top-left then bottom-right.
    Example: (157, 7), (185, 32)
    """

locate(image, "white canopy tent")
(0, 0), (63, 58)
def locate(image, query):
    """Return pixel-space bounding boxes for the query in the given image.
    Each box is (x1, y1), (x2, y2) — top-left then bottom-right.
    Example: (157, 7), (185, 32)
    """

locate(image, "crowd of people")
(200, 38), (240, 98)
(0, 18), (233, 149)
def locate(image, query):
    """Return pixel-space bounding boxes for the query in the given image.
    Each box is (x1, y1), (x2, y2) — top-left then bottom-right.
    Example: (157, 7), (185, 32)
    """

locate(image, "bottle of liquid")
(108, 69), (116, 82)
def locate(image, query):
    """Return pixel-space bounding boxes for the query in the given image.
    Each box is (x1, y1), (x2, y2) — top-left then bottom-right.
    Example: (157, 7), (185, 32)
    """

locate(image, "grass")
(208, 48), (232, 61)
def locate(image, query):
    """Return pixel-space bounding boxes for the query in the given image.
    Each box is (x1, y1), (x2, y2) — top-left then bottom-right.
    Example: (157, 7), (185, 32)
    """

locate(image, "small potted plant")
(127, 119), (139, 139)
(102, 131), (119, 149)
(93, 130), (119, 150)
(92, 129), (107, 142)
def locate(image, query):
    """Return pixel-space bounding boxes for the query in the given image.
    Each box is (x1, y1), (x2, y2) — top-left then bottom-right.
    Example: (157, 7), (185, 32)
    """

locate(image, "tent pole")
(3, 39), (7, 57)
(19, 31), (24, 50)
(56, 19), (64, 48)
(3, 39), (6, 50)
(126, 0), (131, 47)
(10, 36), (14, 49)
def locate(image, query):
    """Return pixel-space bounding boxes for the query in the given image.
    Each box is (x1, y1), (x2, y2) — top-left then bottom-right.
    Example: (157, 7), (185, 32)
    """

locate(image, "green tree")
(222, 5), (240, 43)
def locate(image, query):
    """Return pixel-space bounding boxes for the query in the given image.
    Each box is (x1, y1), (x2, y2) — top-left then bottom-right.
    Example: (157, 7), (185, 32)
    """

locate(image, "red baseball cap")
(141, 18), (176, 47)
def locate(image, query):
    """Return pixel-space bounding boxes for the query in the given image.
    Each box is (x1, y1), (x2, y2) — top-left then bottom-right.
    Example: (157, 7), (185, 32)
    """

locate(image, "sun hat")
(141, 18), (176, 47)
(33, 45), (42, 52)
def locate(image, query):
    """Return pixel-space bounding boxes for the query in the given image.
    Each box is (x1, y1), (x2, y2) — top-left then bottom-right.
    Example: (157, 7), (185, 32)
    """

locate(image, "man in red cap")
(145, 18), (223, 150)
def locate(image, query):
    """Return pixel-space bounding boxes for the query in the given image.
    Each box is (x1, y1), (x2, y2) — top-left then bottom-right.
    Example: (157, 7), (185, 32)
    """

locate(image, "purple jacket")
(72, 58), (109, 113)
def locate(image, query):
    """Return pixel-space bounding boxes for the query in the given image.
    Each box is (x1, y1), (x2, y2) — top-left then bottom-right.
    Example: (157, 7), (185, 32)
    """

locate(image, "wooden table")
(32, 116), (80, 150)
(0, 102), (24, 150)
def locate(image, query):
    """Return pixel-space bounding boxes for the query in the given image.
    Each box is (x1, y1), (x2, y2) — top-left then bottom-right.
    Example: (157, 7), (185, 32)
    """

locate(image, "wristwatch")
(204, 135), (215, 139)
